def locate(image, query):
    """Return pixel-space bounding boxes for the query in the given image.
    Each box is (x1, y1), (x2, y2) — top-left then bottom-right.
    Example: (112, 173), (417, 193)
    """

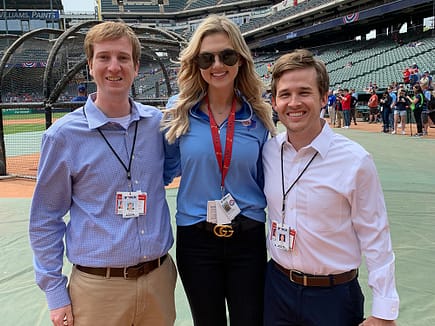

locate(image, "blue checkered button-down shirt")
(29, 94), (173, 310)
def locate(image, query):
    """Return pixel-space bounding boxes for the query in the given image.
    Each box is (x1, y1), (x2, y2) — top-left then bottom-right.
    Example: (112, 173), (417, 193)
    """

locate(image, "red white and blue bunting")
(343, 13), (359, 24)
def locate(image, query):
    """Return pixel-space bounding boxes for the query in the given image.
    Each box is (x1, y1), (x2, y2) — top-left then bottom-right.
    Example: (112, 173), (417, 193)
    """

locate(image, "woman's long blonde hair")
(162, 15), (275, 143)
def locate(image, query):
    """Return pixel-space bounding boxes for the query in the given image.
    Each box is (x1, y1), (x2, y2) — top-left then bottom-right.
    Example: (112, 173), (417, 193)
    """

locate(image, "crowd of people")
(28, 18), (403, 326)
(322, 70), (434, 137)
(325, 87), (359, 128)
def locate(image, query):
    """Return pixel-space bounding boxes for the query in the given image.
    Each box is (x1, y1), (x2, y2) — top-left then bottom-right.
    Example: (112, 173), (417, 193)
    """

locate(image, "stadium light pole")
(2, 0), (8, 34)
(50, 0), (54, 28)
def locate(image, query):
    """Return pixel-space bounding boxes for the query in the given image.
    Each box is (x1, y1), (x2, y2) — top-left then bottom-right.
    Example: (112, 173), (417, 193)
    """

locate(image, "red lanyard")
(206, 95), (236, 191)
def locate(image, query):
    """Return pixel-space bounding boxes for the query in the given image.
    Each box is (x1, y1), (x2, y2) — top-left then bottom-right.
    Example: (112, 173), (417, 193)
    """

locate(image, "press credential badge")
(115, 191), (147, 218)
(270, 221), (296, 251)
(207, 193), (240, 225)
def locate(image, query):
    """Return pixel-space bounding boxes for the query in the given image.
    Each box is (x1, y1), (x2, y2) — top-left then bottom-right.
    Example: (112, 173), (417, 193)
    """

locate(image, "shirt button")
(141, 230), (144, 234)
(143, 256), (147, 259)
(135, 180), (139, 184)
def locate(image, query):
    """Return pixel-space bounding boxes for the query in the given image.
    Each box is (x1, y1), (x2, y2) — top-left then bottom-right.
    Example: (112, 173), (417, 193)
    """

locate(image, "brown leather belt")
(76, 254), (167, 279)
(274, 261), (357, 287)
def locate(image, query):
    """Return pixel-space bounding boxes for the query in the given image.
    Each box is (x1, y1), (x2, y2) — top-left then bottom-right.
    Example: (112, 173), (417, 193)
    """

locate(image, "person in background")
(392, 88), (409, 135)
(72, 84), (87, 102)
(340, 88), (351, 128)
(350, 88), (358, 125)
(262, 49), (399, 326)
(367, 89), (379, 123)
(327, 89), (336, 126)
(263, 84), (279, 127)
(402, 66), (410, 84)
(163, 15), (275, 326)
(335, 89), (343, 128)
(70, 84), (88, 111)
(420, 78), (431, 136)
(29, 21), (176, 326)
(421, 70), (432, 89)
(428, 88), (435, 127)
(407, 83), (425, 137)
(380, 90), (392, 133)
(409, 63), (420, 86)
(388, 86), (397, 132)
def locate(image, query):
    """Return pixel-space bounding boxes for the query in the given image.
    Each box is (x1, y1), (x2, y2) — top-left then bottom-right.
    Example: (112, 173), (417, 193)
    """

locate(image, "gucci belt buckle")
(213, 224), (234, 238)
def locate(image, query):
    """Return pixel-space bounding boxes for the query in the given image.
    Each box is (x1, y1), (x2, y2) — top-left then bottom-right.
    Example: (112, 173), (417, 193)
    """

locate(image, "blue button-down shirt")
(29, 94), (173, 310)
(164, 97), (269, 227)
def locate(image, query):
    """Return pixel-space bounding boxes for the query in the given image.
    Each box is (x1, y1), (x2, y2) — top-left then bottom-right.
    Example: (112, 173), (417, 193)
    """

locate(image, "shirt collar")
(190, 91), (254, 122)
(84, 92), (153, 129)
(277, 121), (332, 159)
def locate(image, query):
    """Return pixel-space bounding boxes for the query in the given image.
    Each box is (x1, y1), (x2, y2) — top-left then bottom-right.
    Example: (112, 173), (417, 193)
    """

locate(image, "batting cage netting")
(0, 21), (184, 178)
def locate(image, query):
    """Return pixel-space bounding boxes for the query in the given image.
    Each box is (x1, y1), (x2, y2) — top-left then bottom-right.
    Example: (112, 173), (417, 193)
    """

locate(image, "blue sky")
(63, 0), (96, 12)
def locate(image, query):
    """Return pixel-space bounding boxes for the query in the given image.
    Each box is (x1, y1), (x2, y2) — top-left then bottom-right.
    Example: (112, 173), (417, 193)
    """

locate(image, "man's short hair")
(270, 49), (329, 97)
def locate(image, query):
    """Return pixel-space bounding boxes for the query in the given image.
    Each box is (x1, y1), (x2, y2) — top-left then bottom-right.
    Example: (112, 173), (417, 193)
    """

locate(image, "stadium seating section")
(1, 0), (434, 100)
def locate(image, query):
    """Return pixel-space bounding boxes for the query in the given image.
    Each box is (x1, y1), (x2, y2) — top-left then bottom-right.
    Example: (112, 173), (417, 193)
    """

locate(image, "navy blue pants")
(264, 260), (365, 326)
(382, 107), (391, 132)
(343, 110), (351, 127)
(176, 221), (266, 326)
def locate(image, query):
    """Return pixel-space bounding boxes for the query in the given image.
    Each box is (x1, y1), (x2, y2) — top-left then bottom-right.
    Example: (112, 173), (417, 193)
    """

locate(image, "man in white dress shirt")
(262, 49), (399, 326)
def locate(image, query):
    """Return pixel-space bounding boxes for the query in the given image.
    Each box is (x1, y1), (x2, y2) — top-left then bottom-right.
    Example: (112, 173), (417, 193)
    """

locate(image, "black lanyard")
(83, 107), (139, 190)
(97, 121), (138, 190)
(280, 142), (318, 224)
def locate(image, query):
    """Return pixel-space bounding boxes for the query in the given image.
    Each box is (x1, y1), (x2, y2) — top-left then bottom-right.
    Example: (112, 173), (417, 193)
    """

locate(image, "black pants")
(264, 260), (364, 326)
(413, 107), (423, 133)
(350, 108), (357, 124)
(176, 221), (266, 326)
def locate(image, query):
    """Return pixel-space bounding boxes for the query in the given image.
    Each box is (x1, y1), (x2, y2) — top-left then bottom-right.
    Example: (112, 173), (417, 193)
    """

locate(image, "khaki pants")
(336, 110), (343, 128)
(328, 106), (336, 126)
(69, 255), (177, 326)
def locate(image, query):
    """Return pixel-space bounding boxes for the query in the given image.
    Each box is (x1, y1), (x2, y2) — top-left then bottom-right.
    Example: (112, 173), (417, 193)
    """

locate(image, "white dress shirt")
(263, 123), (399, 320)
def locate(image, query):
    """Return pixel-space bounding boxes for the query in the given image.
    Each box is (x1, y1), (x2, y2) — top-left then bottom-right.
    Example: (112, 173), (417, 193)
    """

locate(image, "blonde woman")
(163, 15), (275, 326)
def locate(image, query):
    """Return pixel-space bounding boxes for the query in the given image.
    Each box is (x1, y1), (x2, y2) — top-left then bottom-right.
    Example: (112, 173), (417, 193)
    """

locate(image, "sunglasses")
(196, 49), (239, 69)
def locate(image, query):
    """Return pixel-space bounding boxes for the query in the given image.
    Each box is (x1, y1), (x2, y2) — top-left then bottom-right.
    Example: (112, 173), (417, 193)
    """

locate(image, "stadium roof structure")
(243, 0), (435, 52)
(101, 0), (275, 18)
(0, 0), (63, 10)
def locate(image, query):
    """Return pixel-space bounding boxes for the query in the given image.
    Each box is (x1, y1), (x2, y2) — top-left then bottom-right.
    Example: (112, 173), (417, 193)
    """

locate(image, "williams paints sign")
(0, 10), (60, 20)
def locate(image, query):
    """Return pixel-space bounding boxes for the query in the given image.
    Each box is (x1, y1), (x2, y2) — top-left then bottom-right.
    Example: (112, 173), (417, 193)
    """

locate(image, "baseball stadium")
(1, 0), (435, 325)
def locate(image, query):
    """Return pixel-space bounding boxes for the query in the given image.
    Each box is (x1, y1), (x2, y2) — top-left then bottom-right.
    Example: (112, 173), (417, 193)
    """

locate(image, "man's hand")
(50, 304), (73, 326)
(359, 316), (397, 326)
